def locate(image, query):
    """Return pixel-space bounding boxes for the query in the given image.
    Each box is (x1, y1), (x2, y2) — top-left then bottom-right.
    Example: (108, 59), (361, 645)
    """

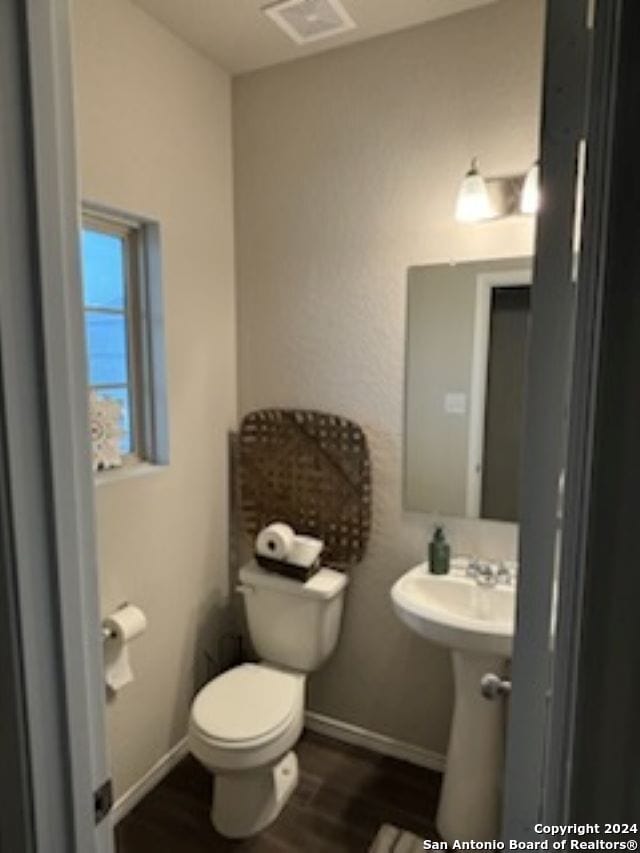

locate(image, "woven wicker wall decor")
(238, 409), (371, 570)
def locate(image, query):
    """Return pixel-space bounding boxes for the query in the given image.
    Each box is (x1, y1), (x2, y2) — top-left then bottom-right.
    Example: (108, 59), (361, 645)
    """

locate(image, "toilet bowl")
(189, 663), (305, 838)
(189, 561), (347, 838)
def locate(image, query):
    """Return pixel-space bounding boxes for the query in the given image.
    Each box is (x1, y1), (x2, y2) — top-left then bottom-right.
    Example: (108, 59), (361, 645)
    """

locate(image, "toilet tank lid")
(239, 561), (348, 600)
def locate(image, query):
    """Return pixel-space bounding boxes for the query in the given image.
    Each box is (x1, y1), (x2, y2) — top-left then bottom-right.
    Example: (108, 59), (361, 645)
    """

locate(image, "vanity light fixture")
(455, 157), (541, 222)
(455, 158), (494, 223)
(520, 160), (540, 215)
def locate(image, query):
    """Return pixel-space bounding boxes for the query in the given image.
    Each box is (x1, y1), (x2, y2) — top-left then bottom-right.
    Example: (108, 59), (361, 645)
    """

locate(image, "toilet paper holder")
(101, 602), (148, 694)
(101, 602), (129, 641)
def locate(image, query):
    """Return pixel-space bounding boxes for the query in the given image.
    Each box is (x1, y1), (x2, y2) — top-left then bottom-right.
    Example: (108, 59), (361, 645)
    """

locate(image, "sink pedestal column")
(436, 650), (507, 843)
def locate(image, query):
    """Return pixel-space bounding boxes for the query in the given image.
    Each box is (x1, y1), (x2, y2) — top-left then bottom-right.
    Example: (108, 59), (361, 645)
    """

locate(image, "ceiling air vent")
(262, 0), (356, 45)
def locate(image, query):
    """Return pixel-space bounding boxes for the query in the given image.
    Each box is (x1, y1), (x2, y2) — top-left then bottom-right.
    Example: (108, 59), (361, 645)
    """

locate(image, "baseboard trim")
(111, 736), (189, 826)
(110, 715), (444, 825)
(304, 711), (446, 773)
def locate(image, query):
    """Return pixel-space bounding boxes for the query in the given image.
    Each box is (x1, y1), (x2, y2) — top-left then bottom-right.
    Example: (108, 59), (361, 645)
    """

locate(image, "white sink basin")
(390, 562), (517, 843)
(391, 565), (515, 657)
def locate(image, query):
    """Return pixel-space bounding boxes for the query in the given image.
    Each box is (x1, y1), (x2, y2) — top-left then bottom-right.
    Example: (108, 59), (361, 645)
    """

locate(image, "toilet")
(188, 559), (348, 839)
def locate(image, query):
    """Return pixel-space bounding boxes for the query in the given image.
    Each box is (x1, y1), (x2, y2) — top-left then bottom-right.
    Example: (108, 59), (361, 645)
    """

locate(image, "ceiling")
(132, 0), (499, 75)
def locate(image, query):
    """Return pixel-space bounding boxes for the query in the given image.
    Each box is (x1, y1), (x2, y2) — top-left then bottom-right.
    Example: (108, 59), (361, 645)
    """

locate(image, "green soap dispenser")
(428, 526), (450, 575)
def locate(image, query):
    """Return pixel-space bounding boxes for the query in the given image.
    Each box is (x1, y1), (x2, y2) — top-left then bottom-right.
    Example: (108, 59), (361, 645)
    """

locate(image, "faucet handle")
(466, 557), (481, 577)
(495, 561), (513, 585)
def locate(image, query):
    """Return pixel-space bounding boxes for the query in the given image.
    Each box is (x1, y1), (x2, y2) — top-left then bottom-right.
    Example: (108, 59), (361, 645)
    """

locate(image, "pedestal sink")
(391, 563), (516, 844)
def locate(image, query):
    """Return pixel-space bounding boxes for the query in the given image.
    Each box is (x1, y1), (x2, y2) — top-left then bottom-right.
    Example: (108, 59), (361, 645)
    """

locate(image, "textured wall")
(234, 0), (544, 755)
(72, 0), (236, 798)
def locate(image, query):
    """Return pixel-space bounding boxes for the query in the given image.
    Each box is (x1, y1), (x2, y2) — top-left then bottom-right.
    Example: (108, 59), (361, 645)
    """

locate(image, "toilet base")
(211, 751), (299, 839)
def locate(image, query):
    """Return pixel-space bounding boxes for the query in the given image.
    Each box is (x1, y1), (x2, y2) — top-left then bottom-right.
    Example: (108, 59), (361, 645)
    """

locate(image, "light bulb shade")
(521, 161), (540, 214)
(455, 166), (493, 222)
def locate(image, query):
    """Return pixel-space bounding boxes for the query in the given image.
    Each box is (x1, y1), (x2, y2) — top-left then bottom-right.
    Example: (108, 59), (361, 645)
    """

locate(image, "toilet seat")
(191, 663), (303, 748)
(189, 663), (305, 774)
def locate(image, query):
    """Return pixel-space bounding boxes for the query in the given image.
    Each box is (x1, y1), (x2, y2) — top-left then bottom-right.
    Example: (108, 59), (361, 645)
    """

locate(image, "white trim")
(94, 461), (167, 487)
(111, 737), (189, 826)
(304, 712), (446, 773)
(466, 268), (533, 517)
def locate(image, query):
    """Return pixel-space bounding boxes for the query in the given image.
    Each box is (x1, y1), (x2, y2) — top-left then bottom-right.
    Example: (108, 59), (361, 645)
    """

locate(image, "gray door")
(0, 1), (113, 851)
(503, 0), (630, 836)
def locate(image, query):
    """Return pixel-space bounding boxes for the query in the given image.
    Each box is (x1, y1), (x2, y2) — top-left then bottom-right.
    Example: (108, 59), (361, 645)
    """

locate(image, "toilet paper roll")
(103, 604), (147, 694)
(289, 535), (323, 569)
(255, 523), (295, 561)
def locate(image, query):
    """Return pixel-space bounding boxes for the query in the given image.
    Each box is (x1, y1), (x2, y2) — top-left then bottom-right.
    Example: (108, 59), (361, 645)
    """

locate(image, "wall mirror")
(404, 257), (533, 523)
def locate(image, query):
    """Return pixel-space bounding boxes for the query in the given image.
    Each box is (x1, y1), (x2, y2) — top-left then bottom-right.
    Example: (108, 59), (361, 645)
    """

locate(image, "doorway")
(3, 0), (638, 850)
(481, 285), (532, 522)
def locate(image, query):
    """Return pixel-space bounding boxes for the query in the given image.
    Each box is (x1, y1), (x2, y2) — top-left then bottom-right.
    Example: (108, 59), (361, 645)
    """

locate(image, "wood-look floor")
(115, 731), (442, 852)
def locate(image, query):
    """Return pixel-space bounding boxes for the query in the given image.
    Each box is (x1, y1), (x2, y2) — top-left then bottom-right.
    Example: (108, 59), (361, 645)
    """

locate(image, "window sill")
(94, 461), (166, 487)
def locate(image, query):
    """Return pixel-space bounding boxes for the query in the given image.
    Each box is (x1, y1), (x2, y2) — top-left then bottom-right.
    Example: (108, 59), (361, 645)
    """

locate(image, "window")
(81, 207), (168, 467)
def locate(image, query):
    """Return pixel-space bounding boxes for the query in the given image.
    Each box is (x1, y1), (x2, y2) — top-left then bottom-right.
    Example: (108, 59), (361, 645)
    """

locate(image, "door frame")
(0, 1), (113, 851)
(0, 0), (632, 848)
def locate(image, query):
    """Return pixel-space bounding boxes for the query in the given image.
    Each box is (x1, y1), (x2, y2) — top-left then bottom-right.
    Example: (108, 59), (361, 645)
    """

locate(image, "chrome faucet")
(467, 559), (497, 586)
(466, 559), (513, 587)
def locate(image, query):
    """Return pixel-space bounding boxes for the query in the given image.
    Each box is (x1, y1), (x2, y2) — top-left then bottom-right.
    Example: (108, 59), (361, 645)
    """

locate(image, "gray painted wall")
(234, 0), (544, 754)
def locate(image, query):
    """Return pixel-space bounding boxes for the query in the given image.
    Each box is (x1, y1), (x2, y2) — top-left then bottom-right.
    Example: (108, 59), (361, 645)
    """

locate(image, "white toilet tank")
(238, 561), (348, 672)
